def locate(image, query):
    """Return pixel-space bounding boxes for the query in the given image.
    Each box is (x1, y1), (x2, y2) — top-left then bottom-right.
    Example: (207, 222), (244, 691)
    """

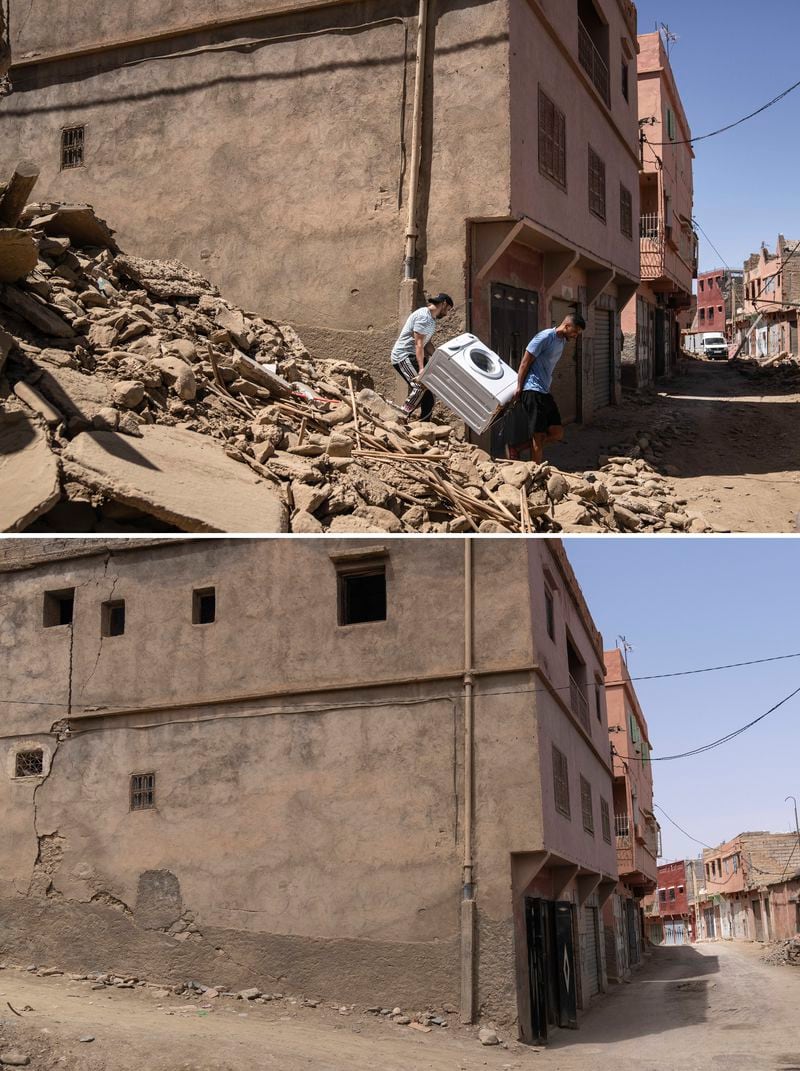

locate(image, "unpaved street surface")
(2, 943), (799, 1070)
(556, 359), (800, 533)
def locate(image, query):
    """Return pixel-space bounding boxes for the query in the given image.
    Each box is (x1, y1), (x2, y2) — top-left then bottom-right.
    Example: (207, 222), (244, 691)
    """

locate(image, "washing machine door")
(465, 343), (505, 380)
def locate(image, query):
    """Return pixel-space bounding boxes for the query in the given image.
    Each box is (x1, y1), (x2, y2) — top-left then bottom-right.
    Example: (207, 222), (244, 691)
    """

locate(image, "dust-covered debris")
(0, 166), (707, 534)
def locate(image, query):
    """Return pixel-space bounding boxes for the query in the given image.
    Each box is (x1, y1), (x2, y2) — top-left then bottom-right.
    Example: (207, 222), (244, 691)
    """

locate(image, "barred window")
(552, 745), (570, 818)
(580, 775), (594, 834)
(538, 89), (566, 190)
(600, 797), (612, 843)
(588, 146), (606, 222)
(130, 773), (155, 811)
(620, 184), (633, 239)
(61, 126), (85, 170)
(15, 750), (44, 777)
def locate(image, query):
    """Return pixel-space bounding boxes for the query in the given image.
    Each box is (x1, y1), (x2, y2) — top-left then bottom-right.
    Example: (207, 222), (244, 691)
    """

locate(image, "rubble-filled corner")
(0, 165), (710, 534)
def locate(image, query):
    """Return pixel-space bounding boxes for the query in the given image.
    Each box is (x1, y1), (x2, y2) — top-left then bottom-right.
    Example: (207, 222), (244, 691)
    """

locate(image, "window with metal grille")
(15, 750), (44, 777)
(61, 125), (85, 169)
(192, 587), (216, 625)
(43, 588), (75, 627)
(101, 599), (125, 637)
(130, 773), (155, 811)
(620, 184), (633, 239)
(588, 147), (606, 222)
(538, 88), (566, 190)
(338, 569), (386, 626)
(552, 745), (570, 818)
(580, 775), (594, 834)
(600, 797), (612, 843)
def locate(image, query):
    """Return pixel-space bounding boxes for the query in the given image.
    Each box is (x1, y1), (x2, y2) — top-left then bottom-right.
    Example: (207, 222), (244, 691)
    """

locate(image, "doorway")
(490, 283), (539, 372)
(525, 897), (578, 1043)
(550, 298), (582, 424)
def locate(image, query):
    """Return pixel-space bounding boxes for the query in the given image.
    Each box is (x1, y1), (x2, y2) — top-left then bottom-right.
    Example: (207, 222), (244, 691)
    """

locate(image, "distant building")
(621, 30), (696, 391)
(697, 831), (799, 942)
(691, 268), (744, 340)
(644, 859), (692, 944)
(603, 648), (659, 978)
(733, 236), (800, 360)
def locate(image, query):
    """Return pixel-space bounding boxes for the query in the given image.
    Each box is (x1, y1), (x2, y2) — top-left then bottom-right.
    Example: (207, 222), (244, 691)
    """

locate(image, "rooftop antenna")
(616, 635), (634, 666)
(659, 22), (679, 58)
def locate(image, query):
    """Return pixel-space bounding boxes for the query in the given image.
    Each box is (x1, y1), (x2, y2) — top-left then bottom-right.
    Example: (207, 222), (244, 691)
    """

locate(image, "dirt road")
(2, 942), (799, 1071)
(555, 359), (800, 533)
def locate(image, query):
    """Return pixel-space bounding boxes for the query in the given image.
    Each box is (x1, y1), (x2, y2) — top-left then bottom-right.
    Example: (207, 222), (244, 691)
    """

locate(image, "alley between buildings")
(1, 942), (799, 1071)
(556, 359), (800, 533)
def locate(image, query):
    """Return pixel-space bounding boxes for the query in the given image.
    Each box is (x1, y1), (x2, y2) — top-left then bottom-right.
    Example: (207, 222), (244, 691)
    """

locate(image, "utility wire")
(647, 74), (800, 146)
(6, 649), (800, 710)
(611, 682), (800, 763)
(654, 803), (713, 849)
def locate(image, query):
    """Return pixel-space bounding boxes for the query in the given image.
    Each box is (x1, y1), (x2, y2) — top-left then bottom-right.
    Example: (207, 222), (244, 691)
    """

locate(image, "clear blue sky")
(566, 538), (800, 863)
(635, 1), (800, 272)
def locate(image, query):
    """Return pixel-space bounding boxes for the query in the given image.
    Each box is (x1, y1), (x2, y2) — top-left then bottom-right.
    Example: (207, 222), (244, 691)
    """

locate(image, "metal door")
(581, 905), (601, 997)
(791, 318), (798, 357)
(525, 897), (549, 1043)
(664, 921), (675, 945)
(593, 308), (613, 409)
(703, 907), (715, 939)
(553, 901), (578, 1028)
(550, 298), (580, 424)
(490, 283), (539, 372)
(654, 308), (666, 376)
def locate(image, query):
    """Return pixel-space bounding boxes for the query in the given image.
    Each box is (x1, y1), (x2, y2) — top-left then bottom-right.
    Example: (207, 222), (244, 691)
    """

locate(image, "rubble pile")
(762, 937), (800, 967)
(731, 356), (800, 390)
(0, 178), (708, 533)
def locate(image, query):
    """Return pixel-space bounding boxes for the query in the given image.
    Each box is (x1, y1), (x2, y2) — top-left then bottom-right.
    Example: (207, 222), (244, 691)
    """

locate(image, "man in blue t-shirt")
(503, 313), (585, 462)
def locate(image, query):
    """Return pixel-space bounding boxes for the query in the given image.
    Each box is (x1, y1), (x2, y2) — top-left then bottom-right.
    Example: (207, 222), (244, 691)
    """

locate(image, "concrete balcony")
(578, 20), (610, 106)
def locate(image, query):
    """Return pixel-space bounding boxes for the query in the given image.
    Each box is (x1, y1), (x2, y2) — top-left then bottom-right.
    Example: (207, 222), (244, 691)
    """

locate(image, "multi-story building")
(691, 268), (743, 340)
(621, 30), (696, 390)
(602, 647), (659, 978)
(697, 831), (799, 942)
(644, 859), (691, 945)
(2, 0), (642, 427)
(1, 537), (618, 1046)
(733, 237), (800, 360)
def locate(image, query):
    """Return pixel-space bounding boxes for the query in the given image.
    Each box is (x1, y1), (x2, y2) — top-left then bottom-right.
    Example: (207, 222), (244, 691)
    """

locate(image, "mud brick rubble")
(762, 937), (800, 967)
(0, 187), (713, 534)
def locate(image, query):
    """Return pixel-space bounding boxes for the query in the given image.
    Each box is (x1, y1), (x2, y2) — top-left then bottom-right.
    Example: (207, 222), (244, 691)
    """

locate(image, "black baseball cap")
(428, 293), (454, 307)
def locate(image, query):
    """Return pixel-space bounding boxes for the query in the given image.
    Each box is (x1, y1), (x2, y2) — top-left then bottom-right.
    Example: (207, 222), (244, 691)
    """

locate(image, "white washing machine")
(416, 333), (518, 433)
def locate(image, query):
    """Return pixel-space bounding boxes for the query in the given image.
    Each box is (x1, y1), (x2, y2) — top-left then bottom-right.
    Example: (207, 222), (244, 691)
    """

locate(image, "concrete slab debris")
(0, 229), (38, 282)
(0, 411), (61, 532)
(62, 424), (289, 533)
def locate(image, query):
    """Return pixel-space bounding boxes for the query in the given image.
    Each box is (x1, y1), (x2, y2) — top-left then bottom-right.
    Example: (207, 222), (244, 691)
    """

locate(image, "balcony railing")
(640, 214), (665, 280)
(578, 20), (610, 106)
(615, 813), (630, 838)
(569, 674), (590, 731)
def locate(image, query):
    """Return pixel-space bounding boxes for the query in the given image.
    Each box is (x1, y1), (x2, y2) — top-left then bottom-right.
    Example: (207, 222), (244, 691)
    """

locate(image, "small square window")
(15, 750), (44, 777)
(43, 588), (75, 627)
(658, 888), (666, 903)
(130, 773), (155, 811)
(61, 125), (85, 169)
(102, 599), (126, 637)
(338, 569), (386, 626)
(193, 587), (216, 625)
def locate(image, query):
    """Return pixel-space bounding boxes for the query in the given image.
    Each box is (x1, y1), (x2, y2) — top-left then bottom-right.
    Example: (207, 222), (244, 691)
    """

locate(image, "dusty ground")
(554, 359), (800, 533)
(1, 942), (799, 1070)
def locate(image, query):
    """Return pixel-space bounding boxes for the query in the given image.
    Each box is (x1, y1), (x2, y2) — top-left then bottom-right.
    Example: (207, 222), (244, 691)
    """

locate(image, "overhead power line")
(648, 74), (800, 146)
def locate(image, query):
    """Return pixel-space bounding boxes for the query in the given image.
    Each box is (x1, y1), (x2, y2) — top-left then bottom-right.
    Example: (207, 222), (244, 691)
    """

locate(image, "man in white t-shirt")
(390, 293), (453, 419)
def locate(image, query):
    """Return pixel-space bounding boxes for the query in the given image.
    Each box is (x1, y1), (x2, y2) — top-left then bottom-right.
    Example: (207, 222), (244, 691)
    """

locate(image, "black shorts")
(502, 390), (562, 446)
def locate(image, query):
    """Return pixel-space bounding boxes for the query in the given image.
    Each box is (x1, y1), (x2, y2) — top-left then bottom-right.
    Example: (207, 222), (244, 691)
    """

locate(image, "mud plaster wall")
(4, 0), (510, 366)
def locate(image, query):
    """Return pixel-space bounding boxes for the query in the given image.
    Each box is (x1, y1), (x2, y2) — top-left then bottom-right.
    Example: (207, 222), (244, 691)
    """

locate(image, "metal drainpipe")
(404, 0), (429, 281)
(461, 537), (476, 1023)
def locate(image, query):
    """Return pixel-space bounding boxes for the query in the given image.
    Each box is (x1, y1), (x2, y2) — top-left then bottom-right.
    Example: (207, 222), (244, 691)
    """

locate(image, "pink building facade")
(602, 648), (659, 978)
(621, 31), (696, 390)
(733, 237), (800, 359)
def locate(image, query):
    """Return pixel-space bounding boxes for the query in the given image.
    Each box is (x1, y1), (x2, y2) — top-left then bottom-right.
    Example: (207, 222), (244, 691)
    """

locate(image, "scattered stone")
(238, 988), (261, 1000)
(78, 1036), (95, 1044)
(0, 1052), (31, 1066)
(479, 1028), (500, 1045)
